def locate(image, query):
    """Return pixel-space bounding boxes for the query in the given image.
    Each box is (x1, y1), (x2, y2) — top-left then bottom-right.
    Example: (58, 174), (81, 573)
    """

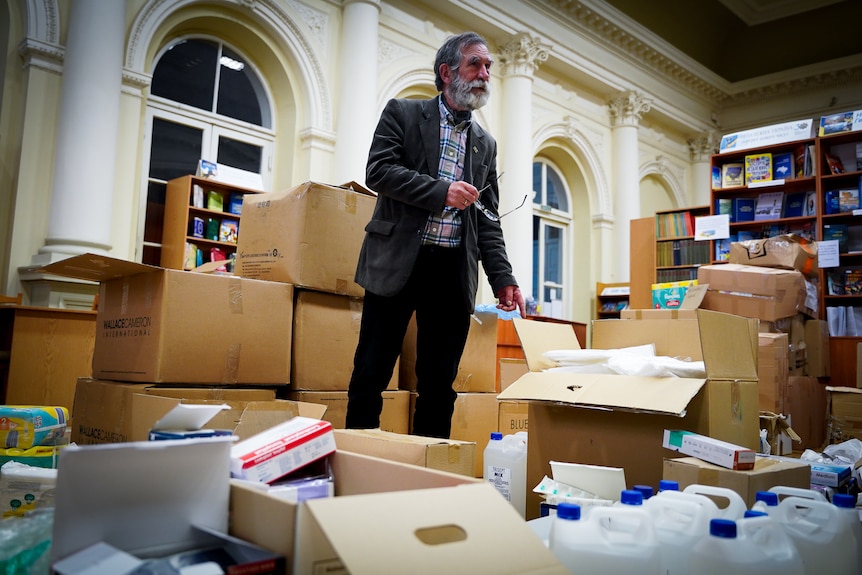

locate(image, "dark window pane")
(544, 226), (562, 283)
(149, 118), (203, 181)
(151, 39), (218, 111)
(217, 47), (263, 126)
(217, 136), (261, 173)
(532, 215), (540, 300)
(546, 168), (568, 211)
(143, 182), (166, 245)
(532, 163), (542, 205)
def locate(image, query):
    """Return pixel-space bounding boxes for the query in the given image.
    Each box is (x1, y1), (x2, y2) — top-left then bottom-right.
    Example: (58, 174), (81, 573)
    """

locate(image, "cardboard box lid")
(300, 482), (567, 574)
(696, 309), (758, 381)
(40, 253), (160, 283)
(51, 437), (234, 562)
(512, 318), (582, 371)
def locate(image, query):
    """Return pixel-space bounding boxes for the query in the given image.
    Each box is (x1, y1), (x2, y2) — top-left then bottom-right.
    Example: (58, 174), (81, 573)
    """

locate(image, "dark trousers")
(346, 245), (471, 438)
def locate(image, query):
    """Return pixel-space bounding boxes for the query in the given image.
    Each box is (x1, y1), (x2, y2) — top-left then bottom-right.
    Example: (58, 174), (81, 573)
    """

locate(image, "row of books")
(825, 183), (861, 214)
(826, 268), (862, 296)
(655, 211), (695, 239)
(823, 223), (862, 254)
(190, 217), (239, 244)
(656, 268), (698, 283)
(714, 223), (816, 261)
(192, 184), (244, 215)
(600, 300), (629, 312)
(715, 190), (816, 222)
(183, 244), (236, 271)
(713, 147), (814, 189)
(655, 238), (710, 267)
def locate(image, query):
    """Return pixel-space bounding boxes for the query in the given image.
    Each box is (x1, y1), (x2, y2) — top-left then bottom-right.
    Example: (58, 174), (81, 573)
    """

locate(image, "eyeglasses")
(474, 172), (528, 221)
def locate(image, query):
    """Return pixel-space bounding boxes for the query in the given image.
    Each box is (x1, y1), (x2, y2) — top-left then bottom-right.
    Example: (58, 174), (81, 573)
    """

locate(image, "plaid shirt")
(421, 98), (470, 247)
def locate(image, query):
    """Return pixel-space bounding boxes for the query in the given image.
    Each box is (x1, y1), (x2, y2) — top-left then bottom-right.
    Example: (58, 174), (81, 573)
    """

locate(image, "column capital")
(607, 90), (651, 127)
(18, 37), (64, 74)
(687, 130), (720, 162)
(498, 33), (548, 77)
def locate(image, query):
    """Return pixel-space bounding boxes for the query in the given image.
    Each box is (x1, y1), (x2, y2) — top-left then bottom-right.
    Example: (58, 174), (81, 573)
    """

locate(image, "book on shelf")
(219, 219), (239, 244)
(711, 166), (722, 189)
(721, 163), (744, 188)
(794, 144), (806, 178)
(803, 190), (817, 216)
(772, 152), (794, 180)
(825, 152), (845, 175)
(183, 243), (198, 270)
(714, 198), (733, 221)
(733, 197), (756, 222)
(857, 143), (862, 171)
(782, 192), (805, 218)
(823, 224), (849, 252)
(789, 221), (815, 242)
(228, 192), (244, 215)
(737, 230), (755, 242)
(744, 153), (773, 184)
(715, 237), (732, 261)
(819, 110), (862, 136)
(192, 184), (205, 208)
(754, 191), (783, 221)
(206, 190), (223, 211)
(839, 188), (861, 212)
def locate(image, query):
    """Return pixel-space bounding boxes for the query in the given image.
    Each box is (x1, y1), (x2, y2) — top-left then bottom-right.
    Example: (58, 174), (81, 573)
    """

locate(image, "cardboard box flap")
(51, 437), (234, 562)
(496, 371), (706, 416)
(40, 253), (158, 283)
(696, 309), (758, 381)
(151, 403), (230, 431)
(513, 318), (582, 372)
(300, 482), (567, 574)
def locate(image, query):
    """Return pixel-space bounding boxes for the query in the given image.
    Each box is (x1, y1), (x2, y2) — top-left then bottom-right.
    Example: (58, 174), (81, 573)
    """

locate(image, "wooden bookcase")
(596, 282), (629, 320)
(709, 126), (862, 387)
(161, 175), (263, 270)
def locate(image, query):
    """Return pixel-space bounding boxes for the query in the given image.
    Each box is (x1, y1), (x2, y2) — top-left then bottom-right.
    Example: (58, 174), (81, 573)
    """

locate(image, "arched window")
(139, 37), (274, 266)
(532, 160), (572, 319)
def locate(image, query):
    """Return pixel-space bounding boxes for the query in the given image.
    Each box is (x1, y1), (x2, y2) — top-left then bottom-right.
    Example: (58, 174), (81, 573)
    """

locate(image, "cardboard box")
(662, 455), (811, 507)
(498, 399), (529, 434)
(231, 416), (336, 483)
(499, 309), (760, 519)
(662, 429), (755, 470)
(285, 390), (410, 434)
(41, 254), (294, 384)
(71, 378), (324, 444)
(292, 290), (397, 391)
(759, 412), (799, 456)
(620, 308), (699, 320)
(400, 312), (498, 393)
(827, 386), (862, 443)
(758, 332), (789, 413)
(804, 319), (831, 377)
(332, 428), (475, 477)
(499, 358), (529, 392)
(788, 375), (827, 450)
(449, 392), (502, 478)
(766, 455), (853, 487)
(229, 450), (567, 574)
(235, 181), (375, 297)
(698, 263), (806, 322)
(729, 234), (818, 277)
(51, 438), (284, 573)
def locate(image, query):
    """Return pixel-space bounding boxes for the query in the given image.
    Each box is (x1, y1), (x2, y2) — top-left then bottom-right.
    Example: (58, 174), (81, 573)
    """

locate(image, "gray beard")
(448, 75), (490, 111)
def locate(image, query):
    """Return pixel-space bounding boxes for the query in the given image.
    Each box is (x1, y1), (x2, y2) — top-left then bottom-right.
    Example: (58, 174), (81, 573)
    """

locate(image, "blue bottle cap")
(620, 489), (644, 506)
(658, 480), (679, 492)
(490, 432), (503, 440)
(633, 484), (654, 499)
(833, 493), (856, 509)
(557, 502), (581, 520)
(710, 518), (737, 538)
(755, 491), (779, 506)
(744, 510), (768, 518)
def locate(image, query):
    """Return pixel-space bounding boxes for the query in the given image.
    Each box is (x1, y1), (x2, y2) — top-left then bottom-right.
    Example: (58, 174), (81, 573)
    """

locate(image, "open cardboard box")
(51, 437), (284, 574)
(230, 450), (567, 574)
(72, 378), (326, 444)
(498, 309), (760, 519)
(41, 254), (294, 384)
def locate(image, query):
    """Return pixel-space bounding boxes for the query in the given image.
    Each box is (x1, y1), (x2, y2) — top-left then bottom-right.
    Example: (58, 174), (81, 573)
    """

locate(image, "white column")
(688, 130), (720, 207)
(333, 0), (380, 186)
(498, 33), (548, 300)
(36, 0), (125, 263)
(608, 90), (651, 282)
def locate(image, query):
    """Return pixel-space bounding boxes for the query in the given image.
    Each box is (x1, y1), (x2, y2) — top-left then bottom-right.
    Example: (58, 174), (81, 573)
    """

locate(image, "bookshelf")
(596, 282), (629, 320)
(709, 118), (862, 387)
(161, 175), (263, 271)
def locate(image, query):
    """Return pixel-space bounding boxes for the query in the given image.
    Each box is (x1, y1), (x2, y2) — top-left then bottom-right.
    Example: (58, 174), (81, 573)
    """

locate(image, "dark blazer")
(355, 96), (518, 311)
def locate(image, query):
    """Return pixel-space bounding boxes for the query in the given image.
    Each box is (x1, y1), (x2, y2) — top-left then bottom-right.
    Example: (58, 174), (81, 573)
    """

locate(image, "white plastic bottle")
(548, 502), (589, 571)
(483, 431), (528, 518)
(767, 485), (826, 502)
(553, 502), (661, 574)
(832, 493), (862, 572)
(682, 483), (746, 520)
(737, 512), (804, 575)
(775, 495), (857, 574)
(689, 518), (778, 575)
(647, 490), (710, 575)
(652, 488), (721, 522)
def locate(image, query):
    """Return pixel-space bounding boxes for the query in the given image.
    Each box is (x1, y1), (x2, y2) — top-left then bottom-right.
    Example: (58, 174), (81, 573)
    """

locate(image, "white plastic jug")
(551, 504), (660, 575)
(833, 493), (862, 571)
(689, 518), (796, 575)
(653, 488), (721, 521)
(750, 490), (779, 517)
(483, 431), (528, 518)
(647, 491), (710, 575)
(775, 495), (857, 575)
(737, 513), (804, 575)
(683, 483), (746, 520)
(767, 484), (826, 502)
(548, 502), (588, 570)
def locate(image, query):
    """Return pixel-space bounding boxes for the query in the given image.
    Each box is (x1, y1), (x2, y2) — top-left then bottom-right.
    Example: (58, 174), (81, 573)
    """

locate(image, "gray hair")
(434, 32), (487, 92)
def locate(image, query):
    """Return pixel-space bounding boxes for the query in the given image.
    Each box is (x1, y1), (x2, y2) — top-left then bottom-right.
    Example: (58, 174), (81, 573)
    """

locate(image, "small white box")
(663, 429), (755, 470)
(230, 416), (336, 483)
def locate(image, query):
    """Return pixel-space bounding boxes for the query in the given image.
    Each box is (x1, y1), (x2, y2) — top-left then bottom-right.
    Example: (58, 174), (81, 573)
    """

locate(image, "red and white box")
(231, 417), (336, 483)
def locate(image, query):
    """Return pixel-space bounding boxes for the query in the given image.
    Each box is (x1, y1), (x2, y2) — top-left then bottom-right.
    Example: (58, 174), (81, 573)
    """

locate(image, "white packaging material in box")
(231, 417), (336, 484)
(663, 429), (755, 470)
